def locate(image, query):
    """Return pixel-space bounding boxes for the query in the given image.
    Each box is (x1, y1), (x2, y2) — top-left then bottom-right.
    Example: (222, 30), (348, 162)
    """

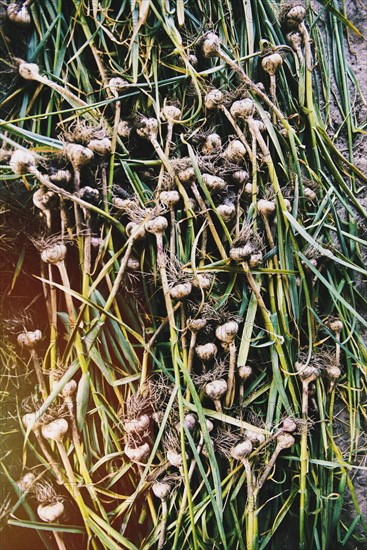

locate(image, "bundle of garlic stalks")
(1, 1), (366, 549)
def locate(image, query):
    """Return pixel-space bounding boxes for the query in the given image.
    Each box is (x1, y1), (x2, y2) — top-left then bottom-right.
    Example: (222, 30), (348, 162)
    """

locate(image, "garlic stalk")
(215, 321), (239, 408)
(17, 330), (48, 400)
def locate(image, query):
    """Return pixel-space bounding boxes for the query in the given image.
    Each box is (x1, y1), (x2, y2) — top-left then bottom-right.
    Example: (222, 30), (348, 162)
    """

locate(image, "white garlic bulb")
(201, 33), (221, 58)
(195, 343), (217, 361)
(152, 481), (171, 500)
(7, 3), (31, 27)
(230, 440), (253, 460)
(37, 501), (64, 523)
(204, 379), (227, 400)
(125, 442), (151, 463)
(10, 149), (36, 175)
(261, 53), (283, 76)
(204, 89), (224, 110)
(41, 243), (67, 264)
(41, 419), (69, 442)
(17, 330), (42, 348)
(145, 216), (168, 234)
(215, 321), (239, 344)
(170, 282), (192, 300)
(124, 414), (151, 434)
(202, 173), (227, 193)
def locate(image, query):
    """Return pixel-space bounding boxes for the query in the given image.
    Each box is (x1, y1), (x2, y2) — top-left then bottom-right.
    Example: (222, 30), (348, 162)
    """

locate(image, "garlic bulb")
(88, 138), (112, 156)
(33, 189), (55, 210)
(229, 244), (253, 262)
(7, 3), (31, 27)
(304, 187), (316, 201)
(230, 440), (252, 460)
(285, 5), (307, 23)
(216, 203), (236, 221)
(257, 199), (276, 217)
(170, 282), (192, 300)
(18, 62), (41, 81)
(282, 417), (297, 433)
(161, 105), (181, 121)
(10, 149), (36, 175)
(230, 99), (255, 120)
(195, 343), (217, 361)
(41, 243), (67, 264)
(37, 501), (64, 523)
(124, 414), (151, 433)
(232, 170), (249, 186)
(117, 120), (132, 139)
(136, 118), (158, 139)
(325, 364), (341, 382)
(125, 442), (151, 463)
(17, 472), (36, 493)
(223, 140), (246, 163)
(17, 330), (42, 348)
(41, 419), (69, 442)
(187, 318), (207, 332)
(294, 361), (320, 382)
(328, 319), (343, 334)
(49, 170), (72, 185)
(177, 166), (196, 184)
(202, 133), (222, 155)
(276, 433), (295, 450)
(127, 257), (140, 271)
(167, 449), (184, 468)
(285, 31), (303, 51)
(60, 380), (77, 398)
(79, 186), (100, 204)
(215, 321), (239, 344)
(64, 143), (94, 169)
(201, 33), (221, 58)
(202, 173), (227, 193)
(238, 365), (252, 380)
(22, 412), (42, 431)
(126, 221), (146, 240)
(160, 190), (180, 208)
(204, 379), (227, 400)
(244, 429), (266, 446)
(204, 89), (224, 110)
(191, 273), (213, 290)
(108, 77), (129, 97)
(145, 216), (168, 234)
(248, 252), (263, 268)
(152, 481), (171, 500)
(261, 53), (283, 76)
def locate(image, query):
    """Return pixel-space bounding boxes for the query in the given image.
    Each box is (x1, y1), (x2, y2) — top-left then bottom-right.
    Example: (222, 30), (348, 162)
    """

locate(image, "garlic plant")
(3, 2), (366, 549)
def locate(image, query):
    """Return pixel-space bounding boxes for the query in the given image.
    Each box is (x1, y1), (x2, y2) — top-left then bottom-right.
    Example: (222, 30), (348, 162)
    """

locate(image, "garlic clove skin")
(37, 501), (64, 523)
(230, 440), (253, 460)
(204, 379), (227, 400)
(125, 442), (151, 463)
(64, 143), (94, 169)
(195, 343), (217, 361)
(41, 419), (69, 442)
(10, 150), (36, 175)
(261, 53), (283, 76)
(17, 330), (42, 348)
(201, 33), (221, 58)
(170, 282), (192, 300)
(204, 89), (224, 110)
(7, 4), (32, 27)
(223, 140), (247, 163)
(124, 414), (151, 434)
(41, 243), (67, 264)
(215, 321), (239, 343)
(160, 190), (180, 208)
(152, 481), (171, 500)
(60, 380), (77, 399)
(230, 99), (255, 120)
(202, 173), (227, 193)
